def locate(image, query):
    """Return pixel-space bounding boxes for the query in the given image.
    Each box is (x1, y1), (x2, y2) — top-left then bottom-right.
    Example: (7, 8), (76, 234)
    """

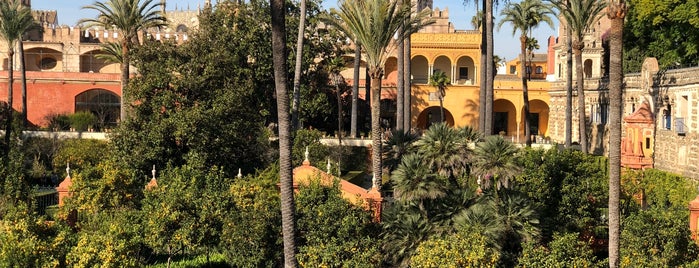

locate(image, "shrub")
(68, 112), (97, 132)
(45, 113), (71, 131)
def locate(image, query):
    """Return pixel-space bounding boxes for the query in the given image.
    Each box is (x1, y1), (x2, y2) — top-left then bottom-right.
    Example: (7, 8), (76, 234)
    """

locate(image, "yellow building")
(339, 6), (551, 141)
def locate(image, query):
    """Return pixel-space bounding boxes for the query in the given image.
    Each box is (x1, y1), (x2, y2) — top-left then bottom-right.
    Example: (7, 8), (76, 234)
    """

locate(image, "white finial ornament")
(152, 165), (156, 180)
(237, 168), (242, 178)
(327, 159), (331, 174)
(304, 146), (309, 162)
(66, 162), (71, 178)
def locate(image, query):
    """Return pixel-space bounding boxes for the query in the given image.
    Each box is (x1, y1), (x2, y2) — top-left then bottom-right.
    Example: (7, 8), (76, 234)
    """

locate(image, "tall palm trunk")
(484, 0), (494, 135)
(438, 95), (444, 123)
(573, 41), (587, 153)
(19, 39), (26, 128)
(565, 28), (573, 147)
(478, 0), (487, 133)
(520, 36), (531, 146)
(403, 37), (411, 130)
(351, 45), (360, 138)
(271, 0), (297, 265)
(369, 68), (383, 189)
(396, 28), (404, 131)
(291, 0), (307, 130)
(336, 82), (343, 174)
(5, 49), (14, 148)
(607, 2), (626, 267)
(120, 39), (130, 121)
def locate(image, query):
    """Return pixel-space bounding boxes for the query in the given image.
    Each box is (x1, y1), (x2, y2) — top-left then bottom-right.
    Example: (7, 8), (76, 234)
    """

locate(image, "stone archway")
(416, 106), (455, 129)
(24, 47), (62, 71)
(584, 59), (593, 78)
(455, 56), (475, 85)
(433, 55), (452, 81)
(524, 99), (550, 139)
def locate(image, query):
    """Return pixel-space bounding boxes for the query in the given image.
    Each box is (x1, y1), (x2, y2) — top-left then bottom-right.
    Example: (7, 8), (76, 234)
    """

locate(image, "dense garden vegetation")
(0, 0), (698, 267)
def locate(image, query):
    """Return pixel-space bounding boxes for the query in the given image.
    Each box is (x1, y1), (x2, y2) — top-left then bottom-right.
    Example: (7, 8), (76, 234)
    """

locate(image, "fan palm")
(414, 123), (472, 186)
(80, 0), (167, 121)
(381, 206), (434, 267)
(382, 129), (419, 173)
(499, 0), (554, 146)
(324, 0), (432, 188)
(550, 0), (607, 153)
(96, 42), (124, 64)
(0, 0), (34, 148)
(392, 153), (446, 216)
(607, 1), (627, 266)
(428, 70), (450, 123)
(472, 135), (521, 190)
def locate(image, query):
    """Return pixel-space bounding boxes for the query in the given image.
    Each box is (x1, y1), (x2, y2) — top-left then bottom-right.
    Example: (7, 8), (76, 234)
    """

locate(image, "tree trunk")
(484, 0), (494, 135)
(520, 36), (531, 146)
(607, 2), (626, 267)
(291, 0), (307, 131)
(120, 39), (130, 122)
(573, 41), (587, 153)
(403, 37), (412, 130)
(19, 40), (26, 128)
(369, 68), (383, 190)
(336, 83), (342, 174)
(565, 28), (573, 148)
(271, 0), (297, 265)
(478, 0), (487, 133)
(439, 94), (444, 123)
(396, 13), (404, 132)
(5, 49), (14, 149)
(351, 44), (360, 138)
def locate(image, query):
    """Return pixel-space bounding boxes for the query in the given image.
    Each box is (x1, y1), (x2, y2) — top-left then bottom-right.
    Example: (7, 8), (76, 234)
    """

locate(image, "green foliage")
(514, 148), (608, 240)
(623, 0), (699, 71)
(142, 165), (231, 262)
(296, 179), (382, 267)
(64, 159), (143, 214)
(45, 113), (71, 131)
(52, 139), (110, 172)
(0, 202), (73, 268)
(620, 208), (699, 267)
(145, 253), (229, 268)
(623, 168), (697, 210)
(220, 166), (282, 267)
(68, 111), (97, 132)
(67, 209), (144, 267)
(292, 128), (330, 167)
(518, 232), (600, 268)
(112, 2), (276, 176)
(411, 232), (499, 268)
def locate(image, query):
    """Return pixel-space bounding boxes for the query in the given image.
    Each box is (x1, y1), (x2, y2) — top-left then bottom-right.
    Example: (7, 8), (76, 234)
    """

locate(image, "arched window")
(535, 66), (543, 74)
(75, 89), (120, 129)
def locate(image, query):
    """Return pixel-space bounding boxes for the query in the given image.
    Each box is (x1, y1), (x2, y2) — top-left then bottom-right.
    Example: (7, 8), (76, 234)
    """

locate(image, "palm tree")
(525, 37), (540, 81)
(328, 56), (346, 173)
(291, 0), (307, 131)
(551, 0), (607, 153)
(392, 153), (446, 216)
(324, 0), (431, 189)
(80, 0), (167, 122)
(607, 1), (626, 267)
(499, 0), (554, 147)
(472, 135), (521, 191)
(484, 0), (494, 135)
(0, 0), (34, 148)
(414, 123), (472, 187)
(382, 129), (419, 173)
(428, 70), (450, 123)
(271, 0), (297, 265)
(96, 41), (124, 64)
(381, 206), (434, 267)
(350, 43), (360, 138)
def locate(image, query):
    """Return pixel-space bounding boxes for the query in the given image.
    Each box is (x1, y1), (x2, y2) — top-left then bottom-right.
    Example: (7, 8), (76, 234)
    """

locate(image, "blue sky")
(31, 0), (558, 62)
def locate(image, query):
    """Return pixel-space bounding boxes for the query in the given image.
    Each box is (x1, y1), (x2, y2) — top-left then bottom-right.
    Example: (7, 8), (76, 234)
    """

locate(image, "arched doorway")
(75, 89), (120, 129)
(522, 99), (550, 139)
(584, 59), (593, 78)
(384, 56), (398, 82)
(411, 55), (429, 84)
(416, 106), (455, 129)
(493, 99), (516, 136)
(455, 56), (475, 85)
(433, 55), (452, 81)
